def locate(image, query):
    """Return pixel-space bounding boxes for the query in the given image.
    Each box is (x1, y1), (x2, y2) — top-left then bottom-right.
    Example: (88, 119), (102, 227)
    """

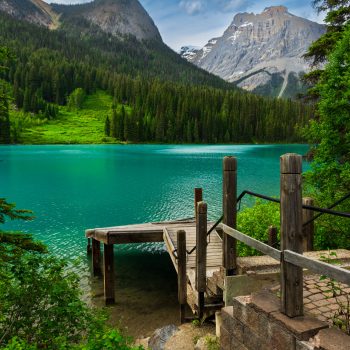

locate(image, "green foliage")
(15, 91), (121, 144)
(0, 199), (143, 349)
(0, 198), (34, 224)
(0, 13), (313, 144)
(309, 1), (350, 63)
(304, 1), (350, 91)
(0, 46), (11, 144)
(304, 25), (350, 250)
(68, 88), (86, 110)
(204, 335), (220, 350)
(237, 200), (280, 256)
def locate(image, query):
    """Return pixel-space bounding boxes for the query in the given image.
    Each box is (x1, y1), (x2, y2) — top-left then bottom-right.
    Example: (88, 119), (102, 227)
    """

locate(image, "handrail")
(220, 224), (350, 286)
(284, 250), (350, 286)
(222, 224), (281, 261)
(186, 214), (223, 255)
(173, 190), (350, 260)
(237, 190), (350, 223)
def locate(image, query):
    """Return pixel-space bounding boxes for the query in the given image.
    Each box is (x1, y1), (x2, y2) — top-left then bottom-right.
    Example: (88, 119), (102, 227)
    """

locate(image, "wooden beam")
(302, 197), (314, 252)
(284, 250), (350, 286)
(196, 201), (207, 319)
(104, 244), (115, 305)
(92, 238), (101, 276)
(280, 153), (303, 317)
(222, 156), (237, 276)
(222, 224), (281, 261)
(106, 231), (164, 244)
(177, 230), (187, 324)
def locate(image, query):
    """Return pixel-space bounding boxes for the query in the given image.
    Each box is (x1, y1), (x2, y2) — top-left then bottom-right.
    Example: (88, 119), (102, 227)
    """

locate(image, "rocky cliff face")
(0, 0), (162, 42)
(0, 0), (57, 28)
(181, 6), (325, 97)
(53, 0), (162, 42)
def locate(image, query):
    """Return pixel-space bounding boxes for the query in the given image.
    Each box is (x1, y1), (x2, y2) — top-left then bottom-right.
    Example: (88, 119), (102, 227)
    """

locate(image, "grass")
(14, 91), (130, 144)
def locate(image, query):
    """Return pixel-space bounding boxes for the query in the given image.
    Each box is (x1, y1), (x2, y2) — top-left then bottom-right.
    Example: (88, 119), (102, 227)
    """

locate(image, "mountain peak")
(54, 0), (162, 42)
(0, 0), (162, 42)
(181, 7), (325, 98)
(263, 5), (288, 14)
(0, 0), (59, 28)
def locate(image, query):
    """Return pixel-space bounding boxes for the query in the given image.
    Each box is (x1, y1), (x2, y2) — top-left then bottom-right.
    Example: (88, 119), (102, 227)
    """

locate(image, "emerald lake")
(1, 144), (309, 256)
(0, 144), (309, 334)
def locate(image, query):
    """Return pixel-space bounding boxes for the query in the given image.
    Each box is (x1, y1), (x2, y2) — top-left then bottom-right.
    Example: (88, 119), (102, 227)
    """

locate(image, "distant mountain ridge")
(52, 0), (162, 41)
(0, 0), (58, 28)
(0, 0), (162, 42)
(181, 6), (325, 98)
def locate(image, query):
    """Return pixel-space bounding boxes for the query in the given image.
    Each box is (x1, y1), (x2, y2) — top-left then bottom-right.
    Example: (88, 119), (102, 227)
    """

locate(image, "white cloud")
(216, 0), (253, 12)
(179, 0), (205, 15)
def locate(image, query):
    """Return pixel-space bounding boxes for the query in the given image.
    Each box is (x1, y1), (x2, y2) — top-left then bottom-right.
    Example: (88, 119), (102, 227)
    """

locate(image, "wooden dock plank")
(86, 218), (224, 314)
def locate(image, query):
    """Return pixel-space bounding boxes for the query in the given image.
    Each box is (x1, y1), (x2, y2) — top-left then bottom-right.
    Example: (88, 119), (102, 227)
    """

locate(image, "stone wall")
(220, 291), (349, 350)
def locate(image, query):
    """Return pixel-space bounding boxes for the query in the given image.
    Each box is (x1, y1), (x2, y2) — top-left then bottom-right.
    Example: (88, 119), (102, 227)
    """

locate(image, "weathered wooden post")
(92, 238), (101, 276)
(280, 153), (303, 317)
(268, 226), (278, 248)
(177, 230), (187, 323)
(87, 238), (92, 255)
(103, 244), (115, 305)
(222, 156), (237, 276)
(195, 188), (203, 220)
(302, 197), (314, 252)
(196, 201), (207, 319)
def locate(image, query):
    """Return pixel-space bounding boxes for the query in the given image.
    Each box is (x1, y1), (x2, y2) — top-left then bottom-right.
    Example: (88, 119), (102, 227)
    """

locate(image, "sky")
(45, 0), (325, 51)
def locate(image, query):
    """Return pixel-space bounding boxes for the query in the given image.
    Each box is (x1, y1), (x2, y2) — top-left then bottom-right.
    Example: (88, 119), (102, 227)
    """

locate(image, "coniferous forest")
(0, 12), (313, 144)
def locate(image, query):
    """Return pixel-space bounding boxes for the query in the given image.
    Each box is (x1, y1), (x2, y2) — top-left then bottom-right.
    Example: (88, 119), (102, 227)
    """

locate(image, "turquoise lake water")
(0, 144), (308, 257)
(0, 144), (309, 335)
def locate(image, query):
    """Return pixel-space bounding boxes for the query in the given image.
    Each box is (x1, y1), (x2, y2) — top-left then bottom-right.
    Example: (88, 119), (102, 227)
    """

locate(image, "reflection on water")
(0, 144), (309, 335)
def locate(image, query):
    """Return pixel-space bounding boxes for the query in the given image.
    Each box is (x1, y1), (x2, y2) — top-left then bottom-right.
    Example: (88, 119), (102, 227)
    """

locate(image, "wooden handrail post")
(196, 201), (207, 319)
(177, 230), (187, 324)
(222, 156), (237, 276)
(194, 188), (203, 220)
(104, 244), (115, 305)
(268, 226), (278, 248)
(280, 154), (303, 317)
(92, 238), (101, 276)
(302, 197), (314, 252)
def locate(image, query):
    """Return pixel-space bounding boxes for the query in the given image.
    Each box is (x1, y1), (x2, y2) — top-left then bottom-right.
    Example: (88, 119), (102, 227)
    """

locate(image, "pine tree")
(104, 116), (110, 136)
(0, 88), (11, 144)
(110, 109), (118, 138)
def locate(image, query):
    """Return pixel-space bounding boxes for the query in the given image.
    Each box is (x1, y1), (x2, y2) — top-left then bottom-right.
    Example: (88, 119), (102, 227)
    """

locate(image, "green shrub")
(0, 198), (143, 350)
(237, 200), (280, 256)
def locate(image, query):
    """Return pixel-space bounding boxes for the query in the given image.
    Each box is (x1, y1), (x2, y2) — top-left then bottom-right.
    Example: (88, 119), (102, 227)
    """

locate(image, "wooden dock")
(86, 217), (225, 318)
(85, 158), (237, 320)
(85, 154), (350, 327)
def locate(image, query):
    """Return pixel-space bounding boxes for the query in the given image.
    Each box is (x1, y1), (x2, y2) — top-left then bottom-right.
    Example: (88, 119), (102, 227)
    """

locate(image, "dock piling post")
(196, 201), (207, 319)
(103, 244), (115, 305)
(177, 230), (187, 324)
(222, 156), (237, 276)
(92, 239), (101, 276)
(87, 238), (92, 255)
(268, 226), (278, 248)
(280, 153), (303, 317)
(194, 188), (203, 220)
(302, 197), (314, 252)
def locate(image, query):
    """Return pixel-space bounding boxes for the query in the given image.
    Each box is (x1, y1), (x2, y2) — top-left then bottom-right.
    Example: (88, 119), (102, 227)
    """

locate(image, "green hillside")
(0, 12), (314, 144)
(12, 91), (122, 144)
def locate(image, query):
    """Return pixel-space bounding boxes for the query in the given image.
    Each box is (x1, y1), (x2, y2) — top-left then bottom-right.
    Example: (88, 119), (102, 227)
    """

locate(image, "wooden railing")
(178, 153), (350, 321)
(220, 153), (350, 318)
